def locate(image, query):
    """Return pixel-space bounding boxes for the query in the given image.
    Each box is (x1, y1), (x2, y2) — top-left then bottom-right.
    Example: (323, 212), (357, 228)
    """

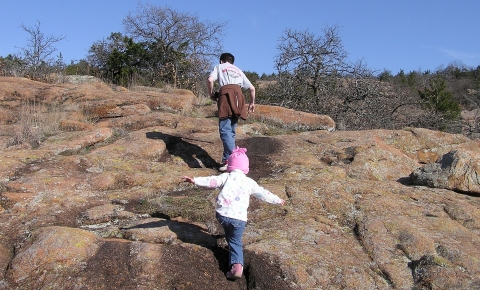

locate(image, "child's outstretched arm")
(252, 185), (285, 206)
(182, 174), (228, 188)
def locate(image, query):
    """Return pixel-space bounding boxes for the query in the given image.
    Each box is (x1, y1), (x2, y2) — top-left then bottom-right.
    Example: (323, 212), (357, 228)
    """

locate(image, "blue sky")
(1, 0), (479, 76)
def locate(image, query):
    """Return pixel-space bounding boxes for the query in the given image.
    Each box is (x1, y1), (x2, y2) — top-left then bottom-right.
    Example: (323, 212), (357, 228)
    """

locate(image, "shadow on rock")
(146, 131), (219, 169)
(122, 217), (234, 271)
(397, 176), (412, 185)
(237, 136), (282, 181)
(124, 219), (218, 248)
(82, 239), (244, 289)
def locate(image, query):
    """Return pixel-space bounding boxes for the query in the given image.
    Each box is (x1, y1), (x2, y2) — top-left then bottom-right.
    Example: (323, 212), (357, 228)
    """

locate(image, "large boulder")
(410, 149), (480, 193)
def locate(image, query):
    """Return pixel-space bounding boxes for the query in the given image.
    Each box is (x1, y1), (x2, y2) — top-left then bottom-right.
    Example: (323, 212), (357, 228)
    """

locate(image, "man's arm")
(248, 85), (256, 113)
(207, 76), (215, 100)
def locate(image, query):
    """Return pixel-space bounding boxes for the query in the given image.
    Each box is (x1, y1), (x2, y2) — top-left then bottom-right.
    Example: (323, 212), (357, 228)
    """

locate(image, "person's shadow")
(146, 131), (219, 169)
(122, 218), (230, 272)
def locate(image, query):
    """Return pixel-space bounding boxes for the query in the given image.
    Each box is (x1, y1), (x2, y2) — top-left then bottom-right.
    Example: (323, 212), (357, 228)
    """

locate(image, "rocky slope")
(0, 76), (479, 289)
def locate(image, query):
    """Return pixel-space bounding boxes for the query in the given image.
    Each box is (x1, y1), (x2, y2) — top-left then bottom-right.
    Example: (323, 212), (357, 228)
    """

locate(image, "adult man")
(207, 53), (256, 171)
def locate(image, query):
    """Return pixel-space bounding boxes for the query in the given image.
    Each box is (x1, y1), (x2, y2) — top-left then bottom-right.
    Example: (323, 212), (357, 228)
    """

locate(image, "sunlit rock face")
(1, 76), (479, 289)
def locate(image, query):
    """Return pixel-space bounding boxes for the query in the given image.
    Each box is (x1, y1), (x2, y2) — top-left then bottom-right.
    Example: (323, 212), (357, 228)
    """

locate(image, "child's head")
(220, 52), (235, 64)
(227, 147), (249, 174)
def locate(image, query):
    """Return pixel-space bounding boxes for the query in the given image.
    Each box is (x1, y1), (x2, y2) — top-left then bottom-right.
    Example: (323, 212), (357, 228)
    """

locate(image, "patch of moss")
(138, 189), (214, 222)
(432, 255), (452, 268)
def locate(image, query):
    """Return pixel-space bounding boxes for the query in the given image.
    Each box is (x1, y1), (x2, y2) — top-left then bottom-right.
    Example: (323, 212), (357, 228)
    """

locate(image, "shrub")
(10, 101), (63, 148)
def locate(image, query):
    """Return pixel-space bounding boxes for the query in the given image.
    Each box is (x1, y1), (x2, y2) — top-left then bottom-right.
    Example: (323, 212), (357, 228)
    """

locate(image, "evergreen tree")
(419, 76), (461, 121)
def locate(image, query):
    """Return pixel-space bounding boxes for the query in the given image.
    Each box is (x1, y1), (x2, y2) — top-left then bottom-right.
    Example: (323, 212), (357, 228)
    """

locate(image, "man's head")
(220, 53), (235, 64)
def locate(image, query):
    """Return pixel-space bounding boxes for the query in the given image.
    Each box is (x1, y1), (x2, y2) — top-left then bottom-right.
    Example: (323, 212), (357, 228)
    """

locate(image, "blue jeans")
(216, 212), (246, 266)
(219, 117), (238, 163)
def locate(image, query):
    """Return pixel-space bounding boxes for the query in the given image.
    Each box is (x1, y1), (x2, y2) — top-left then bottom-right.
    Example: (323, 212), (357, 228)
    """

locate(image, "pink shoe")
(226, 263), (243, 280)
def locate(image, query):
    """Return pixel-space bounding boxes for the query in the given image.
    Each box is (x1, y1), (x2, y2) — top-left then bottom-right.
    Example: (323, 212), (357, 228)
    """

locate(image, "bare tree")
(18, 21), (66, 80)
(122, 4), (225, 93)
(271, 26), (374, 118)
(275, 26), (349, 95)
(265, 25), (446, 131)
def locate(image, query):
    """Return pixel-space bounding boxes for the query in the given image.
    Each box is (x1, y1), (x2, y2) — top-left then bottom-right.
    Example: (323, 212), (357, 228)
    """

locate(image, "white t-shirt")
(209, 62), (253, 89)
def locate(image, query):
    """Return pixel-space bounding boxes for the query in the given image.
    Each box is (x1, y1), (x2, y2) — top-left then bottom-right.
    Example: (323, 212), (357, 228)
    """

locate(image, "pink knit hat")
(227, 147), (249, 174)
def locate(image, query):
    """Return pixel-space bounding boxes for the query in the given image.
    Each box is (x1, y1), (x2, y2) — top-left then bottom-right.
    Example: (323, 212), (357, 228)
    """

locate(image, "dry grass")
(81, 103), (117, 122)
(194, 93), (212, 106)
(10, 101), (65, 148)
(130, 85), (173, 93)
(138, 188), (214, 222)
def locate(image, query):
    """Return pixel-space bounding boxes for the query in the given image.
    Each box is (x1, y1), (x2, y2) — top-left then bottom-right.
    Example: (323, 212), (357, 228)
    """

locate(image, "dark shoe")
(226, 263), (243, 280)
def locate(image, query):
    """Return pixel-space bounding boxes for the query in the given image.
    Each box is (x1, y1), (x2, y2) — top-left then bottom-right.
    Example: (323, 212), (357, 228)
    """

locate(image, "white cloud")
(438, 48), (480, 64)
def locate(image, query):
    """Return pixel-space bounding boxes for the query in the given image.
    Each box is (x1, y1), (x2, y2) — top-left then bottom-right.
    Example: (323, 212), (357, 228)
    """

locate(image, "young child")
(182, 146), (285, 280)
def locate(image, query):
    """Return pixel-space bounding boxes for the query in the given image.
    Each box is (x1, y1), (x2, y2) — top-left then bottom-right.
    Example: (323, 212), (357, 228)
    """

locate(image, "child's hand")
(280, 199), (285, 206)
(182, 176), (194, 183)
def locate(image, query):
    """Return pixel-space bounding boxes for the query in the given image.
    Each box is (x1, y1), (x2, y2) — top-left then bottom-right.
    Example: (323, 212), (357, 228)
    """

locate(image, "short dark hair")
(220, 53), (234, 64)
